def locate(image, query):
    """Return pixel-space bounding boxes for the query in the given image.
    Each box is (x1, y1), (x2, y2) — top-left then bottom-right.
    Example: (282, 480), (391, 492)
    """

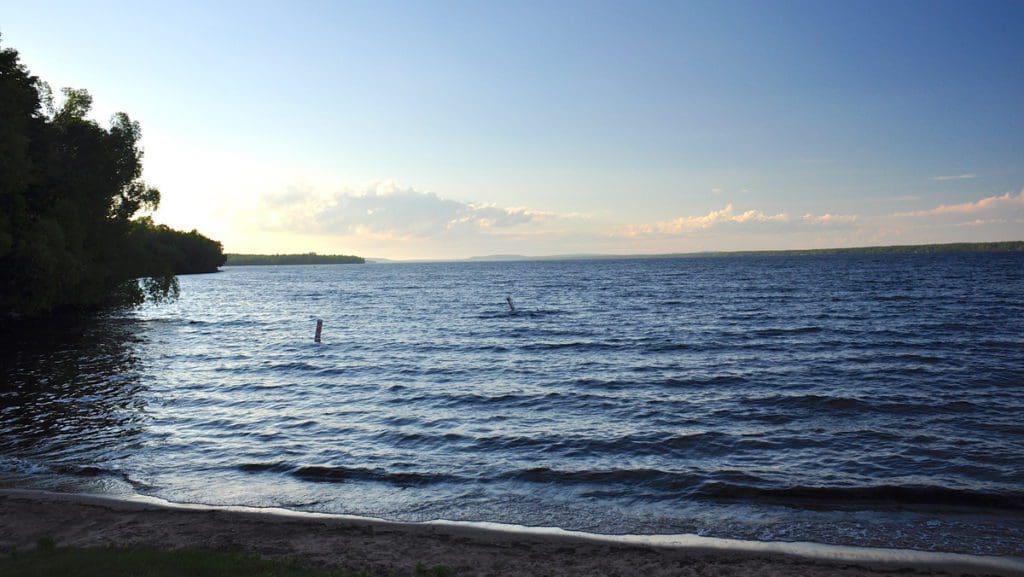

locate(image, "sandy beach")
(1, 490), (1021, 577)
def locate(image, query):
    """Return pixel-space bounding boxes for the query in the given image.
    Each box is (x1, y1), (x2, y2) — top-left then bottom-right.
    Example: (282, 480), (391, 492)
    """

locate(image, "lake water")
(2, 253), (1023, 556)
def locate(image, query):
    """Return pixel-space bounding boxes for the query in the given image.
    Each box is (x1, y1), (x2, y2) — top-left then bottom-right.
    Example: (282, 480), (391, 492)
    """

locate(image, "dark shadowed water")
(2, 253), (1023, 555)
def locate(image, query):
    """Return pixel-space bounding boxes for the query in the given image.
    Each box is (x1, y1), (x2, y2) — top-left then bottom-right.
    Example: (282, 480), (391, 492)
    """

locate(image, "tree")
(0, 36), (223, 318)
(0, 35), (41, 261)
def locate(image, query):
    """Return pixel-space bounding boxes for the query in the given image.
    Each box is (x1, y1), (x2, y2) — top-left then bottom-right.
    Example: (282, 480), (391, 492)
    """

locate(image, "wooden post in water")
(314, 319), (323, 343)
(506, 295), (516, 313)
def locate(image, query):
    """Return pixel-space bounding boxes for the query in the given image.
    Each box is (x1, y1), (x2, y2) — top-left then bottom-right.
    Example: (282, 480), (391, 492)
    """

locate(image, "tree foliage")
(129, 218), (227, 276)
(0, 37), (224, 317)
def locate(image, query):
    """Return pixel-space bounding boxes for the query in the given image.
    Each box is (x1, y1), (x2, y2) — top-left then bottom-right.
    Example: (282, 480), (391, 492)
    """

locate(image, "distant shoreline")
(224, 253), (365, 266)
(462, 240), (1024, 262)
(2, 490), (1022, 577)
(225, 241), (1023, 267)
(373, 240), (1024, 264)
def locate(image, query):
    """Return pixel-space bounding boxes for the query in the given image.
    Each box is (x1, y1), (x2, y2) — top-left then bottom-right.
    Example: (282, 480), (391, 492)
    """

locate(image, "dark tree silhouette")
(0, 37), (225, 318)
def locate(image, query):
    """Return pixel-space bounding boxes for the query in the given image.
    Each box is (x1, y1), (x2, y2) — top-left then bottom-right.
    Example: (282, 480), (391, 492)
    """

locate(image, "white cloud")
(618, 203), (866, 239)
(930, 173), (976, 181)
(801, 213), (859, 226)
(893, 190), (1024, 218)
(256, 181), (563, 240)
(618, 203), (791, 237)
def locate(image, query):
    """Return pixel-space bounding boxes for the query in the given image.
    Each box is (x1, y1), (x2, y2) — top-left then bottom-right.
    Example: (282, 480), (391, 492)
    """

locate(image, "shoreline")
(1, 490), (1022, 576)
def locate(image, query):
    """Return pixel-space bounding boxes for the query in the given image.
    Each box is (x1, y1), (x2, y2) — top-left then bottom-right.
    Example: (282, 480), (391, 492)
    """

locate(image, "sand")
(1, 489), (1022, 577)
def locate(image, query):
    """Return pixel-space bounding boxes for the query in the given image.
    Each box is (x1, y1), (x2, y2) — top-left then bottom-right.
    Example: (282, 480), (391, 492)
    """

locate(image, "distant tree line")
(0, 37), (225, 318)
(225, 253), (365, 266)
(690, 241), (1024, 258)
(128, 219), (227, 275)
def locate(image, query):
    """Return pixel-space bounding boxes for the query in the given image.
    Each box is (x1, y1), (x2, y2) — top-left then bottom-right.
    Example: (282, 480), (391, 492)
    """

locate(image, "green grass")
(0, 540), (456, 577)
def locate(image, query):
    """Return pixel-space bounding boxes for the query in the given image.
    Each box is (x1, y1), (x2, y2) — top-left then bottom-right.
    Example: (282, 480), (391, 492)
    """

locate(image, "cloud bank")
(259, 181), (558, 240)
(243, 183), (1022, 258)
(894, 190), (1024, 218)
(617, 190), (1022, 248)
(618, 204), (860, 238)
(619, 204), (790, 237)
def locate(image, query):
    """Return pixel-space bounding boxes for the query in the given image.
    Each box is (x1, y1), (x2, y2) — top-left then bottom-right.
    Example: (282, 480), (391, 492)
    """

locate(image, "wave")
(260, 361), (321, 372)
(292, 464), (463, 486)
(500, 466), (1024, 511)
(642, 341), (706, 352)
(519, 341), (622, 352)
(663, 374), (746, 387)
(0, 456), (51, 476)
(237, 462), (462, 486)
(752, 326), (824, 337)
(475, 309), (567, 319)
(748, 394), (871, 411)
(504, 467), (707, 492)
(692, 482), (1024, 511)
(471, 431), (738, 458)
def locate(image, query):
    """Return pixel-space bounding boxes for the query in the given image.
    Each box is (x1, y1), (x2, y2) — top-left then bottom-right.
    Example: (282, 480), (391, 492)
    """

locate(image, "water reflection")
(0, 314), (148, 478)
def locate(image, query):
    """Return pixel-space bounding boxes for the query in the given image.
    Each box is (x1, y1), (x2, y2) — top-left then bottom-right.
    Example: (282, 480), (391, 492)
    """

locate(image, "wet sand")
(1, 490), (1021, 576)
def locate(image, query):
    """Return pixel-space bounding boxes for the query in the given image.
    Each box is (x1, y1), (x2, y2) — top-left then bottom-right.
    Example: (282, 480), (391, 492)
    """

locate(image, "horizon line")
(226, 240), (1024, 265)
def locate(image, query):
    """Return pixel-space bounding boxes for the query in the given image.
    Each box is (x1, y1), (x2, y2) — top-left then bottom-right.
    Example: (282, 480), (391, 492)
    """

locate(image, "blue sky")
(2, 0), (1022, 258)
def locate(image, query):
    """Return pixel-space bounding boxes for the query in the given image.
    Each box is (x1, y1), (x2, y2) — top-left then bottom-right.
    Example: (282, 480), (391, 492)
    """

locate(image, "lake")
(2, 252), (1023, 555)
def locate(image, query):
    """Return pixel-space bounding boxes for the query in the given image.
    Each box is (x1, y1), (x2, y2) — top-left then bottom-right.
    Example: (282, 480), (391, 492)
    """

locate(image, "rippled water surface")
(2, 253), (1023, 555)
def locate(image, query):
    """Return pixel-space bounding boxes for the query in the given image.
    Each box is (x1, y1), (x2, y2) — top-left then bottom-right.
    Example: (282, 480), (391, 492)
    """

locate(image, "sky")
(2, 0), (1022, 259)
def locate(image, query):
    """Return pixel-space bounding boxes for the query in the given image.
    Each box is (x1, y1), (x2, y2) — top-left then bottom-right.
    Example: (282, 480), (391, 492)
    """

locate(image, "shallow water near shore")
(2, 253), (1023, 555)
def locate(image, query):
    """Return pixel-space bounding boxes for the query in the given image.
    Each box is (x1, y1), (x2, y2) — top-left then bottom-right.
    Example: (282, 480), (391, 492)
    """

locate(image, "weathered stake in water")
(314, 319), (323, 343)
